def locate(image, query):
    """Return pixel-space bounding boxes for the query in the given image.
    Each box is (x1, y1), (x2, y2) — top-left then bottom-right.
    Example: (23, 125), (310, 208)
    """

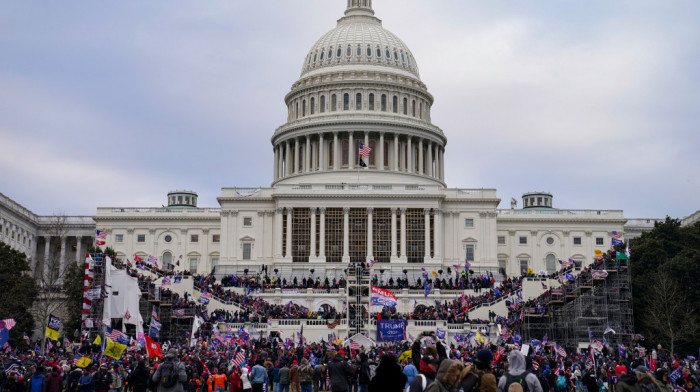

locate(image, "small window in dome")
(308, 55), (312, 65)
(367, 47), (372, 57)
(320, 51), (324, 60)
(376, 48), (382, 58)
(401, 53), (405, 63)
(347, 46), (351, 57)
(337, 48), (342, 58)
(394, 51), (398, 60)
(313, 53), (317, 62)
(357, 46), (362, 56)
(328, 49), (333, 59)
(386, 49), (390, 59)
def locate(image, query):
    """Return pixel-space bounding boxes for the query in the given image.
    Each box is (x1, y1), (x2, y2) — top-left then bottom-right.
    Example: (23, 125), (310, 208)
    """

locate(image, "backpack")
(160, 361), (179, 388)
(415, 374), (428, 392)
(556, 375), (567, 389)
(505, 372), (530, 392)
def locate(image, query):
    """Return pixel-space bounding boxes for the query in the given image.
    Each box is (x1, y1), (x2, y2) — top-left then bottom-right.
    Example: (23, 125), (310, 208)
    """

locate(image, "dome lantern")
(345, 0), (374, 16)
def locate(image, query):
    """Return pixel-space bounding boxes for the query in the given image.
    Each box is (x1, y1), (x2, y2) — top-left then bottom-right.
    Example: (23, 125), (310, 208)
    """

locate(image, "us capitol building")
(6, 1), (655, 284)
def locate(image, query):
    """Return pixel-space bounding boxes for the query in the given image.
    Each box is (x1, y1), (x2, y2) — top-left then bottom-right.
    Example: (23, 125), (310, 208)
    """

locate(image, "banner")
(371, 286), (398, 308)
(591, 270), (609, 279)
(85, 288), (101, 300)
(376, 320), (407, 342)
(104, 337), (126, 359)
(45, 327), (59, 341)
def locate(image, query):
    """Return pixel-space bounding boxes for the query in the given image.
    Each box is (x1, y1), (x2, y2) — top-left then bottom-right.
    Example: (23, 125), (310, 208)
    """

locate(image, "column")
(59, 237), (66, 279)
(285, 141), (292, 176)
(400, 209), (407, 259)
(393, 135), (399, 171)
(433, 144), (439, 179)
(319, 208), (326, 259)
(76, 236), (83, 264)
(418, 139), (424, 175)
(294, 138), (300, 174)
(230, 211), (239, 260)
(435, 210), (442, 260)
(305, 135), (311, 173)
(379, 132), (385, 170)
(439, 147), (445, 180)
(348, 132), (354, 170)
(390, 208), (397, 260)
(342, 207), (350, 262)
(367, 208), (374, 261)
(426, 141), (433, 177)
(43, 236), (51, 281)
(310, 208), (317, 258)
(364, 131), (369, 166)
(424, 209), (431, 259)
(275, 208), (284, 258)
(319, 133), (325, 171)
(285, 208), (293, 260)
(406, 137), (412, 173)
(274, 146), (279, 179)
(333, 132), (339, 170)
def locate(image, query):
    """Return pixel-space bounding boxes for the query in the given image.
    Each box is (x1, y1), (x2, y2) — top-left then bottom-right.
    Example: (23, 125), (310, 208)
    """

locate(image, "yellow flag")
(527, 267), (534, 275)
(594, 249), (603, 257)
(432, 271), (438, 277)
(104, 337), (127, 360)
(93, 335), (101, 345)
(476, 332), (485, 344)
(76, 356), (92, 368)
(45, 327), (59, 341)
(398, 350), (412, 362)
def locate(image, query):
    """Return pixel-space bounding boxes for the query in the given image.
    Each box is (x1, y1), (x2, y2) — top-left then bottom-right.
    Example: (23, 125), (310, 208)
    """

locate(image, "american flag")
(95, 230), (107, 239)
(350, 340), (360, 350)
(611, 231), (622, 239)
(105, 327), (129, 344)
(358, 143), (372, 158)
(147, 255), (158, 264)
(556, 343), (567, 357)
(2, 318), (16, 330)
(532, 360), (540, 371)
(232, 351), (245, 367)
(152, 306), (159, 321)
(172, 309), (185, 316)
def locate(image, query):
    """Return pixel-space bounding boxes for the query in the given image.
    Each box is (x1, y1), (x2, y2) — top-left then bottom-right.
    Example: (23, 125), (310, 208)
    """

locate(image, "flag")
(144, 336), (163, 358)
(541, 282), (548, 290)
(618, 343), (626, 356)
(232, 351), (246, 367)
(104, 337), (127, 359)
(424, 280), (430, 298)
(2, 319), (16, 330)
(475, 332), (485, 345)
(556, 344), (567, 357)
(358, 143), (372, 167)
(532, 361), (540, 371)
(588, 327), (594, 341)
(0, 322), (9, 349)
(96, 230), (107, 239)
(134, 255), (142, 262)
(94, 239), (106, 246)
(45, 327), (59, 341)
(592, 270), (609, 279)
(604, 326), (616, 335)
(152, 306), (159, 321)
(565, 272), (575, 281)
(494, 288), (502, 295)
(435, 328), (446, 339)
(93, 335), (101, 345)
(105, 327), (129, 345)
(174, 276), (182, 284)
(611, 231), (622, 239)
(625, 241), (631, 258)
(162, 277), (171, 285)
(612, 238), (623, 246)
(616, 251), (629, 260)
(594, 249), (603, 257)
(75, 354), (92, 368)
(350, 340), (360, 350)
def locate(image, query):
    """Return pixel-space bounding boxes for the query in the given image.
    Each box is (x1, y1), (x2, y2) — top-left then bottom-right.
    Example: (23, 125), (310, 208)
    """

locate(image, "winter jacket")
(128, 366), (151, 391)
(327, 358), (353, 392)
(404, 364), (418, 388)
(92, 370), (113, 391)
(250, 365), (269, 385)
(497, 352), (543, 392)
(30, 372), (46, 392)
(616, 374), (640, 392)
(241, 368), (252, 390)
(279, 367), (290, 385)
(368, 356), (407, 392)
(425, 360), (462, 392)
(78, 374), (93, 392)
(151, 354), (188, 392)
(46, 371), (64, 392)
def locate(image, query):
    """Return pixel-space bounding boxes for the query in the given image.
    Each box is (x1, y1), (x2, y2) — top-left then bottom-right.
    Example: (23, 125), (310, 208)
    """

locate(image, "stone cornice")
(286, 78), (434, 104)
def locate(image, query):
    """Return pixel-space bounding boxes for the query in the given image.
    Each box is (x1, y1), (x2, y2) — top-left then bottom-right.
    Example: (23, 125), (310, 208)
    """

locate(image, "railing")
(497, 209), (624, 218)
(101, 208), (221, 214)
(413, 320), (437, 327)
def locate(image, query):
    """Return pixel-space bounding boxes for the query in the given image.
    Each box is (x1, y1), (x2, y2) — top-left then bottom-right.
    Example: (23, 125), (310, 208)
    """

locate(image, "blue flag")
(566, 272), (575, 281)
(424, 280), (430, 298)
(435, 328), (446, 339)
(494, 288), (502, 295)
(0, 322), (9, 349)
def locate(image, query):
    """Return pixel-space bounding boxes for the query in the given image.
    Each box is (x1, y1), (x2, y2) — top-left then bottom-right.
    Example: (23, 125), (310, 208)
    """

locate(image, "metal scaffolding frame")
(346, 263), (371, 337)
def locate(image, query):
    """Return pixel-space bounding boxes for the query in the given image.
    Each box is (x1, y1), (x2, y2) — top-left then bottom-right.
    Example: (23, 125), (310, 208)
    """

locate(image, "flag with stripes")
(350, 340), (360, 350)
(232, 351), (245, 367)
(105, 327), (129, 345)
(2, 319), (16, 330)
(358, 143), (372, 167)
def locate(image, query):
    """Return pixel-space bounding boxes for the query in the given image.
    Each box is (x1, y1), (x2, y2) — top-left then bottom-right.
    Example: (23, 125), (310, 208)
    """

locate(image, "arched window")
(384, 141), (389, 168)
(331, 94), (337, 112)
(381, 94), (387, 111)
(419, 102), (422, 119)
(296, 101), (299, 119)
(342, 140), (349, 166)
(320, 50), (324, 60)
(386, 49), (391, 59)
(367, 46), (372, 57)
(368, 94), (375, 110)
(328, 49), (333, 59)
(346, 46), (351, 57)
(328, 140), (334, 167)
(357, 46), (362, 56)
(392, 96), (398, 113)
(403, 98), (408, 115)
(337, 48), (342, 58)
(546, 254), (556, 273)
(163, 252), (172, 270)
(356, 93), (362, 110)
(310, 97), (315, 115)
(369, 140), (376, 166)
(376, 48), (382, 58)
(343, 93), (350, 110)
(412, 100), (416, 117)
(302, 99), (307, 116)
(320, 96), (326, 113)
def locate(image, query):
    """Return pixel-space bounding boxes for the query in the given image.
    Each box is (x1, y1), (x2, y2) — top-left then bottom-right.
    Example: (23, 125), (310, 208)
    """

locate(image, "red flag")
(144, 336), (163, 358)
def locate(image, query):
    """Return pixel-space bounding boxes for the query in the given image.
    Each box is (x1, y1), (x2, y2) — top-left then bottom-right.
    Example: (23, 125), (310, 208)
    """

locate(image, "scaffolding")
(346, 263), (371, 337)
(81, 253), (106, 340)
(522, 258), (634, 348)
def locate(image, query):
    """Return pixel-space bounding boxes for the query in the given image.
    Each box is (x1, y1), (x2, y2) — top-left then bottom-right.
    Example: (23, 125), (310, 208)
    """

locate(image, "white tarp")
(345, 333), (376, 348)
(102, 258), (143, 329)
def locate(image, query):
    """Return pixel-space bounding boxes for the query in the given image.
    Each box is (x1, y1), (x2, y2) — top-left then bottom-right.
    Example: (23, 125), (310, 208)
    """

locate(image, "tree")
(0, 242), (38, 346)
(630, 217), (700, 355)
(63, 262), (85, 340)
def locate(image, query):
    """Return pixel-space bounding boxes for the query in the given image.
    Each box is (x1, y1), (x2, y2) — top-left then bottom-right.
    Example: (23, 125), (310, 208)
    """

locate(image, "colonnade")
(38, 235), (92, 282)
(273, 131), (444, 182)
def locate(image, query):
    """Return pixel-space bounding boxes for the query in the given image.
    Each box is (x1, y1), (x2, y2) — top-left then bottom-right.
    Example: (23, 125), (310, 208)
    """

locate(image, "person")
(272, 364), (281, 392)
(582, 367), (599, 392)
(651, 369), (671, 392)
(212, 368), (228, 392)
(46, 366), (64, 392)
(312, 363), (323, 392)
(4, 371), (26, 392)
(404, 361), (418, 392)
(289, 361), (301, 392)
(409, 355), (439, 392)
(358, 353), (372, 392)
(128, 361), (151, 392)
(230, 368), (243, 392)
(29, 366), (46, 392)
(279, 363), (290, 392)
(241, 367), (253, 392)
(425, 360), (464, 392)
(252, 360), (271, 392)
(614, 365), (639, 392)
(152, 349), (188, 392)
(327, 353), (353, 392)
(67, 366), (84, 392)
(78, 368), (94, 392)
(497, 351), (543, 392)
(188, 374), (203, 392)
(298, 359), (314, 392)
(368, 354), (407, 392)
(110, 365), (124, 392)
(634, 367), (659, 392)
(93, 366), (113, 392)
(461, 349), (497, 392)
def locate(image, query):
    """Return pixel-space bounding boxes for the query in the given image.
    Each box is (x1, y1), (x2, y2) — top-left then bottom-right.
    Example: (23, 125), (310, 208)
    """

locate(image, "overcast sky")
(1, 1), (698, 219)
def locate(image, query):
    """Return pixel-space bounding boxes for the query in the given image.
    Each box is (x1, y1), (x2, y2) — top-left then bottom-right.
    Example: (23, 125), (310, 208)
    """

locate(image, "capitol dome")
(271, 0), (446, 187)
(300, 2), (420, 79)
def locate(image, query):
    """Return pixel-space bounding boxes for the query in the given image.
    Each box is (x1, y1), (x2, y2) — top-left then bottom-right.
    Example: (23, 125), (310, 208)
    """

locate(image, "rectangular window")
(519, 236), (527, 244)
(211, 257), (218, 269)
(243, 217), (252, 226)
(520, 260), (529, 274)
(465, 219), (474, 227)
(242, 243), (252, 260)
(191, 234), (199, 243)
(115, 234), (124, 243)
(596, 237), (604, 245)
(212, 234), (220, 243)
(498, 259), (507, 276)
(189, 258), (198, 274)
(465, 245), (474, 262)
(497, 236), (506, 245)
(573, 237), (582, 245)
(137, 234), (145, 243)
